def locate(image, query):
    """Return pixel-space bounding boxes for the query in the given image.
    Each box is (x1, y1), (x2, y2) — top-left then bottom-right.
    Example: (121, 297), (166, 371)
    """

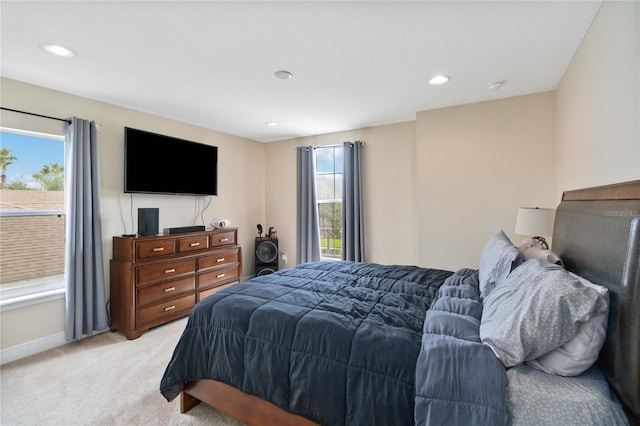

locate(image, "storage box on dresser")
(110, 228), (242, 339)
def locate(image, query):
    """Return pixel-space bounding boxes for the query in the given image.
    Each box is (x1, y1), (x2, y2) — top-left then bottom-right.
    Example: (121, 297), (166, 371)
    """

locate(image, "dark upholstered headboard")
(552, 180), (640, 424)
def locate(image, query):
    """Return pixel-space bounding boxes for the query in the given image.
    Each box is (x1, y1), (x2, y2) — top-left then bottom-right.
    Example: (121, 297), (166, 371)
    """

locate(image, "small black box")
(163, 225), (206, 234)
(138, 208), (159, 236)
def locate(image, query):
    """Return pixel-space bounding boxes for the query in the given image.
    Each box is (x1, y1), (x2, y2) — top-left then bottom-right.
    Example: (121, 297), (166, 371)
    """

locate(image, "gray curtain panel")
(64, 117), (109, 341)
(342, 141), (365, 262)
(296, 146), (321, 264)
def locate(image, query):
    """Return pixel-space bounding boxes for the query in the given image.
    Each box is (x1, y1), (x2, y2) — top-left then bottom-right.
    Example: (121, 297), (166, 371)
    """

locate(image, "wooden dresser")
(110, 227), (242, 339)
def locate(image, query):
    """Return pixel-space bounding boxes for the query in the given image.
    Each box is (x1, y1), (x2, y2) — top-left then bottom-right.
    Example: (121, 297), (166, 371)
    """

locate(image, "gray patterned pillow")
(480, 259), (609, 367)
(478, 230), (524, 299)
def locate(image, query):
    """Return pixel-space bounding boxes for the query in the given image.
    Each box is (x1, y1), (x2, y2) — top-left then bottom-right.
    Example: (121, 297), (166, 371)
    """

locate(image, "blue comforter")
(160, 261), (506, 425)
(415, 268), (507, 425)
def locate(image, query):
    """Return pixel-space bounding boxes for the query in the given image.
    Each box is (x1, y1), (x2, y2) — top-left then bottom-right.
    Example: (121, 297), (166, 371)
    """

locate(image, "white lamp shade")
(515, 207), (555, 237)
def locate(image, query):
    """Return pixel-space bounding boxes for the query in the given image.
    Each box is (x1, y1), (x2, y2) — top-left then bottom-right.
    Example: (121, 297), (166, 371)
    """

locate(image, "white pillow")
(527, 273), (609, 376)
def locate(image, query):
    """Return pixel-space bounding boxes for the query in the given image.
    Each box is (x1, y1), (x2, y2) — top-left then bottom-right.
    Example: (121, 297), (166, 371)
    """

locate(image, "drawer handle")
(164, 268), (176, 274)
(216, 258), (225, 263)
(216, 274), (225, 278)
(190, 242), (200, 247)
(220, 238), (229, 242)
(164, 287), (176, 293)
(164, 305), (176, 312)
(153, 247), (165, 252)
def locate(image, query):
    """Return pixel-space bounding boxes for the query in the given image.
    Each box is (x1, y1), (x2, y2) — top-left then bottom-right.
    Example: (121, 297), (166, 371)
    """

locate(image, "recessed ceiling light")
(488, 80), (506, 90)
(40, 43), (76, 58)
(429, 74), (450, 86)
(274, 70), (292, 80)
(265, 122), (279, 127)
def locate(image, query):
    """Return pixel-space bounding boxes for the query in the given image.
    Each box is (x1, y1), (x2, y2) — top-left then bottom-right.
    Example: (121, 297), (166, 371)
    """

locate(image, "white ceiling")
(1, 1), (603, 143)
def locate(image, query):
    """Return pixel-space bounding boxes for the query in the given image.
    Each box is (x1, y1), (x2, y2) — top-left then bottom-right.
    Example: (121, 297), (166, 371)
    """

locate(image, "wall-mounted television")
(124, 127), (218, 196)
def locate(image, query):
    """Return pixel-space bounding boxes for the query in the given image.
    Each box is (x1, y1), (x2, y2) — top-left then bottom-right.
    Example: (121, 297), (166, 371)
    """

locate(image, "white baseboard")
(0, 332), (66, 365)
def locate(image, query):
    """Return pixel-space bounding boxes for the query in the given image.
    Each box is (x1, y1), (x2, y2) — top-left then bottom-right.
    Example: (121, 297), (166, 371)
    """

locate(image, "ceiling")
(1, 1), (603, 143)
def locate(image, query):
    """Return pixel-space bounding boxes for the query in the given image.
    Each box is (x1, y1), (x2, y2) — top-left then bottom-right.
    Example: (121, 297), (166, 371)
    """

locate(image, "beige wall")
(556, 0), (640, 194)
(264, 121), (418, 268)
(0, 77), (266, 350)
(1, 301), (65, 347)
(265, 93), (558, 273)
(416, 93), (557, 271)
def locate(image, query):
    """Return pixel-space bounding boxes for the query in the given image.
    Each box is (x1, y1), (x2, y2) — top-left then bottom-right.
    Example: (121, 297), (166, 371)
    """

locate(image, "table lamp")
(515, 207), (555, 249)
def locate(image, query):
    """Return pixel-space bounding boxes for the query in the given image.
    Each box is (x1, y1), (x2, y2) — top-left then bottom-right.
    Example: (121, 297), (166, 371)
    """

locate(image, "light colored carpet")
(0, 318), (246, 426)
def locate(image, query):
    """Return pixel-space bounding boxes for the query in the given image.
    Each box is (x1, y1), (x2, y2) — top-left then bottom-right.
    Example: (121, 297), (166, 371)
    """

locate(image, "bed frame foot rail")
(180, 390), (201, 413)
(179, 379), (319, 425)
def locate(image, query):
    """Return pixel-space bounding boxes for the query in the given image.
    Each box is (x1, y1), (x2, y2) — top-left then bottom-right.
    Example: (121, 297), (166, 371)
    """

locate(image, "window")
(0, 128), (65, 309)
(315, 146), (343, 259)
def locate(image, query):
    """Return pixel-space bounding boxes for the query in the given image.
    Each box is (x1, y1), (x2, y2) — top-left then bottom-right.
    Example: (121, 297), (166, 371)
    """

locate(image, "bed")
(160, 180), (639, 425)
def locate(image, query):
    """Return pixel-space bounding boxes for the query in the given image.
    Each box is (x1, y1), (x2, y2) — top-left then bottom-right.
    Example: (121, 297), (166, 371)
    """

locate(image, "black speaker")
(255, 238), (278, 276)
(138, 208), (159, 236)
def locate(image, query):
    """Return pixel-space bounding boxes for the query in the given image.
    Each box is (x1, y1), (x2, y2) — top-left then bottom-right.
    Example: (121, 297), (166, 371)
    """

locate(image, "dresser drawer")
(198, 281), (238, 301)
(178, 235), (209, 253)
(137, 276), (195, 307)
(198, 249), (239, 271)
(136, 293), (195, 328)
(198, 265), (239, 288)
(210, 230), (236, 247)
(136, 259), (196, 285)
(136, 239), (176, 260)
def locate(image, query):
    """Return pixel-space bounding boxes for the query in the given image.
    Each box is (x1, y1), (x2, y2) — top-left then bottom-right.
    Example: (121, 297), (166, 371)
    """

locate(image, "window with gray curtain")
(298, 142), (365, 264)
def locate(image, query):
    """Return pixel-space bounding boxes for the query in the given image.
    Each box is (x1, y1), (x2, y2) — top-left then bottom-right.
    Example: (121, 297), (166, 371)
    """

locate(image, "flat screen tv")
(124, 127), (218, 196)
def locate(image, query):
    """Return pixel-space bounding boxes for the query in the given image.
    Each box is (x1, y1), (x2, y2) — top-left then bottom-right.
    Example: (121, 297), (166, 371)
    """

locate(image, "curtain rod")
(295, 141), (366, 151)
(1, 106), (72, 124)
